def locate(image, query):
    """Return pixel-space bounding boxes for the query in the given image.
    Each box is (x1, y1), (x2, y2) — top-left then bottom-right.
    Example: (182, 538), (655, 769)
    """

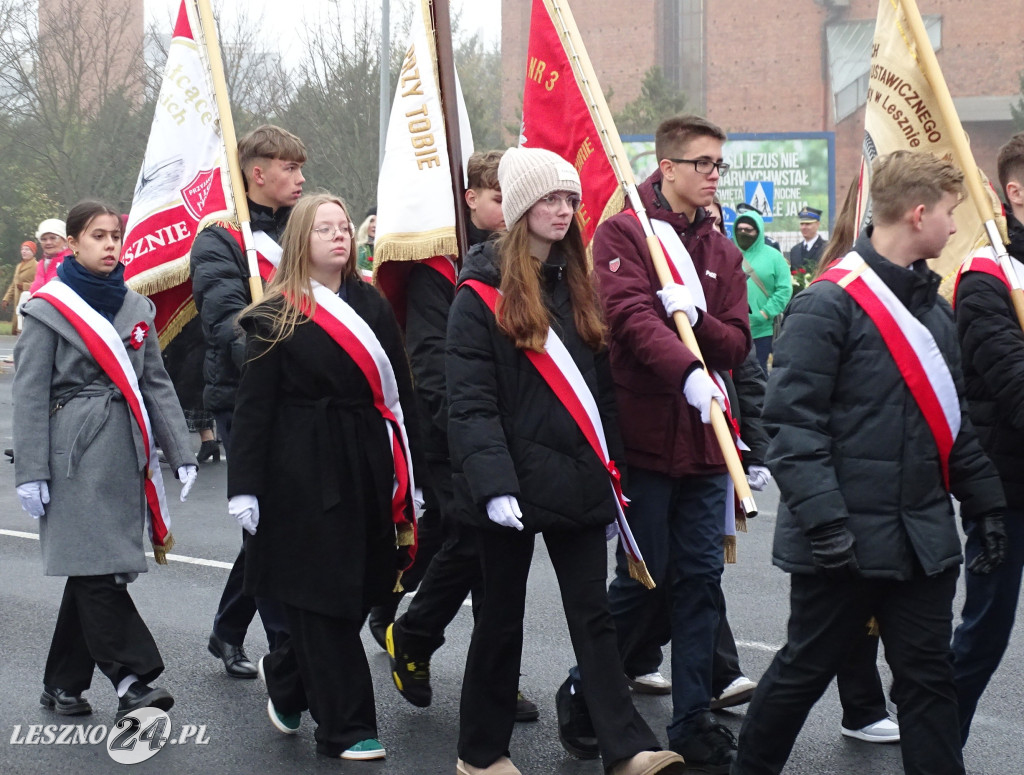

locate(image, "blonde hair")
(355, 214), (375, 249)
(241, 193), (356, 349)
(496, 217), (605, 353)
(869, 151), (964, 225)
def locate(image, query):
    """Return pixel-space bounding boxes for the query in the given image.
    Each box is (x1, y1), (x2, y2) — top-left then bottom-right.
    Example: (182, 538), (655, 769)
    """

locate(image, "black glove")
(966, 513), (1007, 576)
(807, 520), (860, 580)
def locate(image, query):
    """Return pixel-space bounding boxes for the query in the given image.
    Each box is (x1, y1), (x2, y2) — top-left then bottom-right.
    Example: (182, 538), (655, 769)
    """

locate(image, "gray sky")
(147, 0), (501, 59)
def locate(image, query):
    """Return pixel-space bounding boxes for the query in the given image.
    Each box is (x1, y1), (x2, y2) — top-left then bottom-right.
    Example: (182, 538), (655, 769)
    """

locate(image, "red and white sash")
(34, 281), (174, 560)
(815, 251), (961, 487)
(952, 245), (1022, 307)
(223, 226), (282, 283)
(461, 279), (654, 589)
(421, 255), (458, 286)
(286, 283), (418, 563)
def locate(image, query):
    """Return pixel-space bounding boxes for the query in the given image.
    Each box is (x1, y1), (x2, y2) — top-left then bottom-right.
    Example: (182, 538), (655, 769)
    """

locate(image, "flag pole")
(899, 0), (1024, 329)
(194, 0), (263, 303)
(429, 0), (469, 260)
(543, 0), (756, 517)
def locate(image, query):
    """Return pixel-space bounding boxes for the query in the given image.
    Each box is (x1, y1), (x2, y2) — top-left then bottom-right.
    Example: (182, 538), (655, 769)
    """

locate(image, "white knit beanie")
(36, 218), (67, 240)
(498, 147), (582, 228)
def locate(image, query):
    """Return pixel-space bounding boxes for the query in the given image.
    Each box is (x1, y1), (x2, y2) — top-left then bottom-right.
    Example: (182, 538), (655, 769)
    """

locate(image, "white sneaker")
(841, 717), (900, 743)
(627, 671), (671, 695)
(711, 675), (757, 710)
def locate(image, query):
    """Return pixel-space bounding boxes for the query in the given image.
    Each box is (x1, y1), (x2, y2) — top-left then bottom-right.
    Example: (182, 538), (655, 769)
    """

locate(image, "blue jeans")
(607, 467), (727, 743)
(952, 509), (1024, 745)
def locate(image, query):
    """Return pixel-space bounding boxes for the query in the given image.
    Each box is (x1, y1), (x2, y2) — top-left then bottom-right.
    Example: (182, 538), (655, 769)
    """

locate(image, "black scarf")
(58, 256), (128, 322)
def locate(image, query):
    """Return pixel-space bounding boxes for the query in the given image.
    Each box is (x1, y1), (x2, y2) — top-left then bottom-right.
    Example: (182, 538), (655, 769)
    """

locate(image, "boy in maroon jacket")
(592, 115), (751, 773)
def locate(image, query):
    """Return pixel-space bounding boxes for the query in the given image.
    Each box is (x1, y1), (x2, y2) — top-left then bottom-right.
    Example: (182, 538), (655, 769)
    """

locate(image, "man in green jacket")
(733, 209), (792, 373)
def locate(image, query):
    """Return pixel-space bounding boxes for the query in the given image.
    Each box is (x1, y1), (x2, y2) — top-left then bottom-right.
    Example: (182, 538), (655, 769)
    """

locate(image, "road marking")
(0, 528), (234, 569)
(736, 638), (783, 653)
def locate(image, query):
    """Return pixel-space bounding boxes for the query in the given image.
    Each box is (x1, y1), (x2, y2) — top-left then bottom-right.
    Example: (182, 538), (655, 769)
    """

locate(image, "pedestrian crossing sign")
(743, 181), (774, 223)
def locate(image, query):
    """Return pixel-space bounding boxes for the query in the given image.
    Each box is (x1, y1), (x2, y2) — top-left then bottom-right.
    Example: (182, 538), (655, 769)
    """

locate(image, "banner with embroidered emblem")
(815, 251), (961, 487)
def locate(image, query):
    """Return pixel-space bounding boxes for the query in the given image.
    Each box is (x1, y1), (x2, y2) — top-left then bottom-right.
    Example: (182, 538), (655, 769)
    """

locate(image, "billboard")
(623, 132), (836, 249)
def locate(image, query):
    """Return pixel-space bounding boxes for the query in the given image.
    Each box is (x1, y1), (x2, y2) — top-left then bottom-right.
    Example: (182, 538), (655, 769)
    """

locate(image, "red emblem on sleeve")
(609, 257), (621, 273)
(129, 321), (149, 349)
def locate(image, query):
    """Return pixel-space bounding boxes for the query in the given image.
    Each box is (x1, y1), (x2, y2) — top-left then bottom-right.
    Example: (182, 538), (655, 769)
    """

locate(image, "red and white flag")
(520, 0), (621, 247)
(120, 0), (235, 344)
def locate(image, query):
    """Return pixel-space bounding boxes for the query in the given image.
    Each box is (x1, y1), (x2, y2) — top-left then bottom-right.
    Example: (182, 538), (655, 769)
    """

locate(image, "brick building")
(502, 0), (1023, 217)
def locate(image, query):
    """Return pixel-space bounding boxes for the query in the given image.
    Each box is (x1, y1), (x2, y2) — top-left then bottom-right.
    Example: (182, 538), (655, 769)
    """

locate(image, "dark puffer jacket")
(955, 213), (1024, 510)
(765, 231), (1005, 579)
(445, 241), (623, 532)
(189, 200), (290, 414)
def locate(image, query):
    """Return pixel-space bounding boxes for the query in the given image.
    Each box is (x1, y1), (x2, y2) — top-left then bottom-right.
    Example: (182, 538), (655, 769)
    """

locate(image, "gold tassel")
(374, 232), (460, 268)
(628, 558), (656, 590)
(736, 514), (748, 533)
(152, 532), (175, 565)
(392, 570), (405, 594)
(724, 534), (737, 564)
(396, 523), (415, 547)
(866, 616), (880, 637)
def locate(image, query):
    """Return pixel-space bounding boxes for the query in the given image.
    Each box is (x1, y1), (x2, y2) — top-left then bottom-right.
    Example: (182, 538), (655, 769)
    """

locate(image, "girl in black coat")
(228, 194), (421, 762)
(446, 148), (684, 775)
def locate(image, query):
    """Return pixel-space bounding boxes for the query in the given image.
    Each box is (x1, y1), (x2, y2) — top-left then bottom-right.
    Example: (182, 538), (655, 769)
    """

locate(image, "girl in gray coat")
(13, 201), (197, 720)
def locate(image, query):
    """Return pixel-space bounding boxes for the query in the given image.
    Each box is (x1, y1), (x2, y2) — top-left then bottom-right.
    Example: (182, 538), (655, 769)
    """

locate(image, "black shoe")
(670, 712), (737, 775)
(516, 689), (539, 722)
(4, 448), (13, 464)
(197, 439), (221, 463)
(555, 677), (598, 759)
(368, 601), (398, 653)
(116, 682), (174, 720)
(40, 686), (92, 716)
(385, 623), (432, 707)
(208, 632), (257, 678)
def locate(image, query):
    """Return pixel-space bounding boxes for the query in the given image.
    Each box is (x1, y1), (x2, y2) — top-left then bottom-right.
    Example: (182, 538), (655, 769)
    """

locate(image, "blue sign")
(743, 181), (775, 223)
(721, 206), (737, 239)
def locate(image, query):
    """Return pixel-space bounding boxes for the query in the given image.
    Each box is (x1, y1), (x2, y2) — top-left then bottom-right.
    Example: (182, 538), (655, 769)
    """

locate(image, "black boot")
(116, 682), (173, 720)
(367, 594), (401, 652)
(40, 686), (92, 716)
(555, 677), (598, 759)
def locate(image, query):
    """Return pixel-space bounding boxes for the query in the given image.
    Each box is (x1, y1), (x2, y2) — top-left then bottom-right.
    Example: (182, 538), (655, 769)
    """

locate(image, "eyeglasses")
(667, 158), (731, 175)
(537, 193), (582, 212)
(312, 225), (351, 240)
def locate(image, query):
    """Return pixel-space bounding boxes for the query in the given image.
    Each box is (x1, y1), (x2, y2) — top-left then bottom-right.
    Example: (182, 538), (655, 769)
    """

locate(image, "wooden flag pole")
(543, 0), (756, 517)
(430, 0), (469, 261)
(900, 0), (1024, 329)
(195, 0), (262, 303)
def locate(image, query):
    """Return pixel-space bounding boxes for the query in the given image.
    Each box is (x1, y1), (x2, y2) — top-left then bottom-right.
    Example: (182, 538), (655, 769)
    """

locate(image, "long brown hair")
(496, 216), (605, 353)
(241, 193), (356, 347)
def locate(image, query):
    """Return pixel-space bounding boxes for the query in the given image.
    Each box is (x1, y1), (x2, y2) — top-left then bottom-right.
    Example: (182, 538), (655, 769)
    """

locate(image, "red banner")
(521, 0), (620, 246)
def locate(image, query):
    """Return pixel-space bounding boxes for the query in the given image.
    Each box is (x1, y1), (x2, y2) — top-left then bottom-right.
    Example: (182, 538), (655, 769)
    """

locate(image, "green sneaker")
(386, 623), (432, 707)
(266, 698), (300, 734)
(340, 738), (386, 760)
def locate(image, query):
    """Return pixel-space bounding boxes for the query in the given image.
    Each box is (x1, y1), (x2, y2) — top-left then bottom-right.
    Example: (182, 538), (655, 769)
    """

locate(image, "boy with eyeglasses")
(584, 114), (751, 773)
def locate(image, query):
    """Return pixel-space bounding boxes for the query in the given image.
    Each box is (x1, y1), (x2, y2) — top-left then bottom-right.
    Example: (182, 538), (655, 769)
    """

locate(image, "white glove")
(657, 283), (699, 326)
(229, 494), (260, 535)
(486, 495), (524, 531)
(605, 522), (619, 541)
(682, 369), (725, 425)
(17, 480), (49, 519)
(746, 465), (772, 492)
(177, 465), (198, 502)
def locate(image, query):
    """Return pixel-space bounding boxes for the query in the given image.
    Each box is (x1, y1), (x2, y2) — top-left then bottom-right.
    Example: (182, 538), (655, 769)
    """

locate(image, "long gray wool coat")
(13, 285), (194, 577)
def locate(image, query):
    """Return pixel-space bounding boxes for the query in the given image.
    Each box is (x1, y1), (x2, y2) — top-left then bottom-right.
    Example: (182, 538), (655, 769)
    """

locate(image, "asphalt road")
(0, 334), (1020, 774)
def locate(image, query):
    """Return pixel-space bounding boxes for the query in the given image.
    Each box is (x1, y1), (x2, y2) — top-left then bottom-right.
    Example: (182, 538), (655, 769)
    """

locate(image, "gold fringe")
(396, 523), (416, 547)
(736, 514), (748, 533)
(152, 532), (175, 565)
(157, 301), (198, 349)
(866, 616), (880, 637)
(126, 258), (191, 297)
(374, 230), (459, 271)
(724, 534), (737, 564)
(628, 558), (656, 590)
(392, 570), (405, 594)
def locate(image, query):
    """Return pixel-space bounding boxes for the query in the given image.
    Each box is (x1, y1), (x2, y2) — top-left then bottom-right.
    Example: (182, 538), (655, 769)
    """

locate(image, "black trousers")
(733, 569), (964, 775)
(44, 575), (163, 694)
(212, 412), (289, 650)
(459, 526), (658, 769)
(263, 604), (376, 752)
(393, 460), (483, 655)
